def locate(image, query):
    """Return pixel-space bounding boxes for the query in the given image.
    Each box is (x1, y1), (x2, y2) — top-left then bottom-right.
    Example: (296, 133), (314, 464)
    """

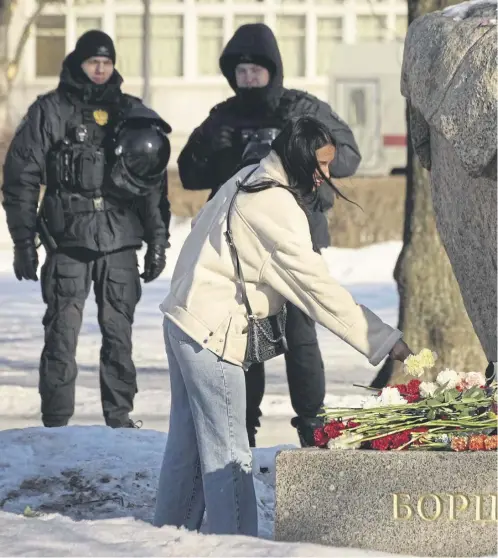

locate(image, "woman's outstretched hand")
(389, 339), (413, 363)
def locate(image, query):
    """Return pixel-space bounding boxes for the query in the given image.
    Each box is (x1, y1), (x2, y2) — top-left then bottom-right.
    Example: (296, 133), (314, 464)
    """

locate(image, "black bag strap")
(225, 166), (258, 318)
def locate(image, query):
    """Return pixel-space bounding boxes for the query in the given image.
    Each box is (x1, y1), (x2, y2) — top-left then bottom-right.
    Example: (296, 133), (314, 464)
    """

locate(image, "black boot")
(485, 361), (496, 386)
(107, 417), (142, 429)
(124, 419), (143, 429)
(291, 415), (325, 447)
(246, 412), (261, 448)
(247, 425), (257, 448)
(42, 415), (70, 427)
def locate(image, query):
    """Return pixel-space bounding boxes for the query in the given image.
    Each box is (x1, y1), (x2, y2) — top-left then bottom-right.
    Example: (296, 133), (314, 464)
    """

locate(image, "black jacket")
(2, 54), (170, 253)
(177, 24), (360, 249)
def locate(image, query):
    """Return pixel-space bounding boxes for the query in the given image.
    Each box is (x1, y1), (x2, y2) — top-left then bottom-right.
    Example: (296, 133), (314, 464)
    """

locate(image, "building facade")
(9, 0), (408, 169)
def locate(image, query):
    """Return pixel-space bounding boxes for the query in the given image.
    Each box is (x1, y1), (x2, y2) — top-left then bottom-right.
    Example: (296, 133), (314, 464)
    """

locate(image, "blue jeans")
(153, 318), (258, 536)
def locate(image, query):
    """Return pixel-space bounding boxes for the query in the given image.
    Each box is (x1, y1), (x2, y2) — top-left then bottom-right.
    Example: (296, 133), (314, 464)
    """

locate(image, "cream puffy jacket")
(160, 151), (402, 367)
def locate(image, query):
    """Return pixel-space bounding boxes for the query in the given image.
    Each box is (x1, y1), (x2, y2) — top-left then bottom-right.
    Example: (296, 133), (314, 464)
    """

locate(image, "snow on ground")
(442, 0), (497, 20)
(0, 213), (421, 556)
(0, 426), (412, 557)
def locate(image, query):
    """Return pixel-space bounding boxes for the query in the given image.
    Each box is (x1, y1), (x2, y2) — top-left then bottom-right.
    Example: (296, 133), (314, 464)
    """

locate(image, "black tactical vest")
(46, 96), (120, 200)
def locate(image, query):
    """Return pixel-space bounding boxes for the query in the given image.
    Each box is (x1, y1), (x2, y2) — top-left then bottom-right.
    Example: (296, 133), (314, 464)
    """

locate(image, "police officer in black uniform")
(178, 23), (361, 447)
(2, 30), (171, 429)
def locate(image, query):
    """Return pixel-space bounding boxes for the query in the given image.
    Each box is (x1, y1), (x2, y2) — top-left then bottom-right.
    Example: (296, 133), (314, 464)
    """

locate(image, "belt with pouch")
(61, 194), (131, 214)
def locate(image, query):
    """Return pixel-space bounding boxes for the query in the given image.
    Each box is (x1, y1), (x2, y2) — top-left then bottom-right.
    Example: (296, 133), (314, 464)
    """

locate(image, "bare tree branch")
(0, 1), (14, 67)
(7, 0), (50, 91)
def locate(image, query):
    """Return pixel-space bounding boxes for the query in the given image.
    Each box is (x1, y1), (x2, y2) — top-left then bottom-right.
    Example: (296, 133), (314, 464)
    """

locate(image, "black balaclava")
(59, 30), (122, 104)
(219, 23), (284, 115)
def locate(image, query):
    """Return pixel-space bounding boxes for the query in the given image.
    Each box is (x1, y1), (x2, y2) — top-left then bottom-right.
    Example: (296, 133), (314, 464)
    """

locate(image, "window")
(317, 18), (342, 76)
(395, 16), (408, 38)
(76, 17), (102, 39)
(197, 17), (223, 76)
(115, 15), (141, 78)
(234, 14), (264, 30)
(276, 16), (305, 77)
(152, 16), (183, 77)
(356, 15), (387, 41)
(35, 15), (66, 78)
(348, 88), (367, 126)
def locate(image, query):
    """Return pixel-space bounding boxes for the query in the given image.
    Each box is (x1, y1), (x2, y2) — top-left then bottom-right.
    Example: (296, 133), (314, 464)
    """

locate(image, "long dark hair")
(240, 116), (356, 208)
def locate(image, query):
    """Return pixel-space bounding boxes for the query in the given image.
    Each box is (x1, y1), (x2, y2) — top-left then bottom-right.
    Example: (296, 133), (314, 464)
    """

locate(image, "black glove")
(141, 244), (166, 283)
(13, 239), (39, 282)
(389, 339), (413, 363)
(212, 125), (235, 152)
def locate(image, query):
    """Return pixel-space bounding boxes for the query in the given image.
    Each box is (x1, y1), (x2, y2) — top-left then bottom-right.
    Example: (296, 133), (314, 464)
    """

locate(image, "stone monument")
(401, 0), (497, 369)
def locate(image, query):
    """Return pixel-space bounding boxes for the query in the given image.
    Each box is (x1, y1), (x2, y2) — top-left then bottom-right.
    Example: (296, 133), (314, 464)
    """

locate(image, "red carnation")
(324, 419), (346, 439)
(371, 436), (391, 451)
(407, 379), (422, 394)
(391, 379), (422, 403)
(314, 427), (329, 448)
(392, 431), (411, 448)
(370, 429), (413, 451)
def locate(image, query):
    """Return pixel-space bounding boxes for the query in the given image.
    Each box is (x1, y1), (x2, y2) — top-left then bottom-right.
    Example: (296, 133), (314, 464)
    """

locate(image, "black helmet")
(109, 106), (172, 198)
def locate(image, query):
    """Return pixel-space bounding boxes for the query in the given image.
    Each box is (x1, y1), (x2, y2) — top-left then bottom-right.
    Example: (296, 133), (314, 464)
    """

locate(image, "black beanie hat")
(74, 30), (116, 65)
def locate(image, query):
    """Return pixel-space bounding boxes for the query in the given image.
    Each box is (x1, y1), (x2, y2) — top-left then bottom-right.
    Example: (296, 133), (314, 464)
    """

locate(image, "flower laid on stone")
(362, 386), (409, 408)
(419, 381), (438, 398)
(450, 434), (498, 451)
(314, 356), (497, 452)
(403, 348), (437, 377)
(435, 368), (461, 390)
(459, 371), (487, 390)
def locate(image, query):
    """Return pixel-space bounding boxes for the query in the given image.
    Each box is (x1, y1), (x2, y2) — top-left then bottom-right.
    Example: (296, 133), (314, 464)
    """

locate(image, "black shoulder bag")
(224, 170), (288, 364)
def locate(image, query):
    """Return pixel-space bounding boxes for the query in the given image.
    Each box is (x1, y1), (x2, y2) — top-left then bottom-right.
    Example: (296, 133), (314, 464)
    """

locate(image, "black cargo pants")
(244, 302), (325, 446)
(39, 247), (142, 427)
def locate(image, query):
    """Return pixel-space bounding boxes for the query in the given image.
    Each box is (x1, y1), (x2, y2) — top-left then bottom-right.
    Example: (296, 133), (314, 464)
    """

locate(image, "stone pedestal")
(274, 449), (498, 557)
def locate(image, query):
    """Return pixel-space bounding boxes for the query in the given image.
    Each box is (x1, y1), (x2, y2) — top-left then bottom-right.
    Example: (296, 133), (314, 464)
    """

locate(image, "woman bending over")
(154, 116), (412, 537)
